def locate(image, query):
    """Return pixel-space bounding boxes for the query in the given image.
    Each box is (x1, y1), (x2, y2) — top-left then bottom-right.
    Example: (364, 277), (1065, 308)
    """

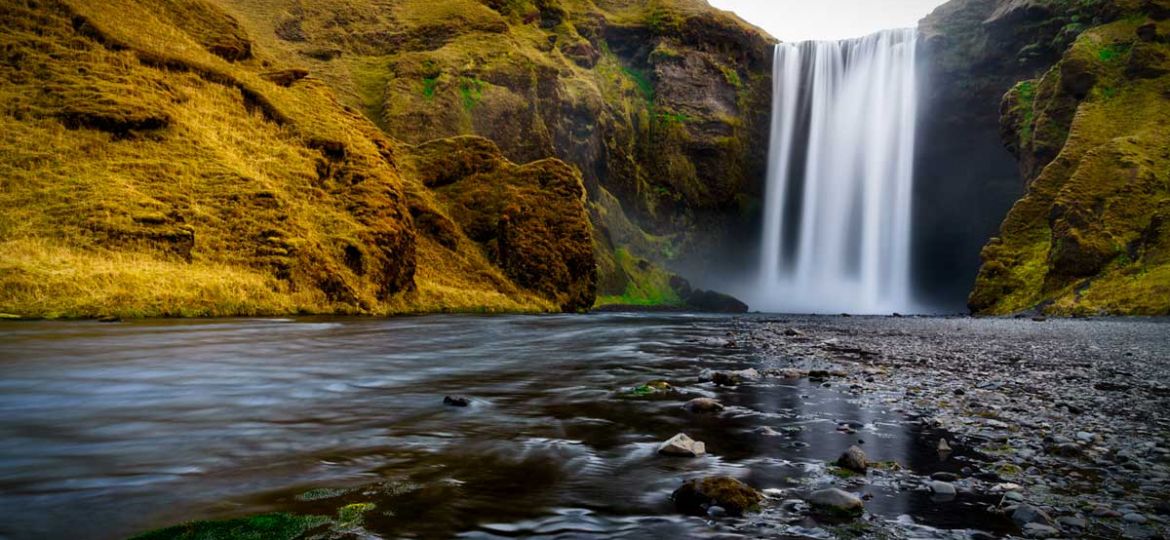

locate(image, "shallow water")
(0, 314), (1005, 539)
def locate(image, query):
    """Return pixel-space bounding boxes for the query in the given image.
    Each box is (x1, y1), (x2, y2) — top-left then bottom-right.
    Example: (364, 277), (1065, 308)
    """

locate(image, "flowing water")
(0, 315), (1008, 539)
(756, 29), (920, 314)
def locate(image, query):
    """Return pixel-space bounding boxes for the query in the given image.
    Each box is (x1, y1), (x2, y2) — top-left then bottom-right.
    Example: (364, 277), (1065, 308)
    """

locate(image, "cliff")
(923, 0), (1170, 316)
(0, 0), (595, 318)
(214, 0), (774, 305)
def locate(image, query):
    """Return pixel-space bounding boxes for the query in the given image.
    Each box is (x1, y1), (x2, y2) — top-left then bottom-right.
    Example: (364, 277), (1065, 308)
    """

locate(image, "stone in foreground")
(672, 476), (762, 516)
(683, 397), (724, 413)
(805, 488), (864, 518)
(443, 396), (470, 407)
(836, 445), (868, 473)
(658, 433), (706, 457)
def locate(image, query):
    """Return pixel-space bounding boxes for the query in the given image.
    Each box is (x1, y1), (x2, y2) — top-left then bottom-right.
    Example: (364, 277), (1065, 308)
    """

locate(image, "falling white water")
(757, 28), (919, 314)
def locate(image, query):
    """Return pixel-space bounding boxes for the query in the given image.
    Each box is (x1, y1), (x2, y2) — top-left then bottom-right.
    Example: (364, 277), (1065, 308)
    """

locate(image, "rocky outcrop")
(962, 0), (1170, 315)
(218, 0), (775, 305)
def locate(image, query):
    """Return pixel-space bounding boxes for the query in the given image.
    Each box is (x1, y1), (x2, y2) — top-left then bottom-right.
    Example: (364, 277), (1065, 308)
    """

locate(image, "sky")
(705, 0), (950, 42)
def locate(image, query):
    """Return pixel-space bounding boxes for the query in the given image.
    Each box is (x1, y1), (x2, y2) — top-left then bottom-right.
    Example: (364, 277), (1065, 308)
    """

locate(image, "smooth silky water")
(756, 29), (920, 314)
(0, 315), (1007, 539)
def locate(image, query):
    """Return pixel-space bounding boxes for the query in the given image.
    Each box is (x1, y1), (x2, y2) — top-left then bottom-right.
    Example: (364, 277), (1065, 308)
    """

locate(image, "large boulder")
(671, 476), (763, 516)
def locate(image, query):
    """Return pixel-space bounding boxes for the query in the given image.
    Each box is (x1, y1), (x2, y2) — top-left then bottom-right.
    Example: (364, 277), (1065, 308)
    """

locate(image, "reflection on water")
(0, 314), (994, 539)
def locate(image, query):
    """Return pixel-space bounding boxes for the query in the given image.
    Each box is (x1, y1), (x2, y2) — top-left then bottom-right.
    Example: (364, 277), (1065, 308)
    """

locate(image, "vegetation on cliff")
(968, 0), (1170, 315)
(0, 0), (595, 318)
(217, 0), (773, 306)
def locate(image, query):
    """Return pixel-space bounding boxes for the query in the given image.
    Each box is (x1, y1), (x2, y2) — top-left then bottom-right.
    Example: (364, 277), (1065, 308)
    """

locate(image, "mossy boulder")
(671, 476), (763, 517)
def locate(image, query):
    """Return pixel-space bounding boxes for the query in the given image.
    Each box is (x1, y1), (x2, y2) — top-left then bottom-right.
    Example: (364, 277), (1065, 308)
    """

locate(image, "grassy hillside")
(0, 0), (594, 318)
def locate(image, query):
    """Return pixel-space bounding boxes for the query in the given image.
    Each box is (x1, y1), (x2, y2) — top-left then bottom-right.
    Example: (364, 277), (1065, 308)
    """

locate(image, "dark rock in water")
(97, 315), (121, 323)
(1012, 504), (1056, 528)
(658, 433), (706, 457)
(784, 328), (804, 336)
(752, 426), (783, 437)
(666, 277), (749, 313)
(836, 445), (868, 473)
(443, 396), (470, 407)
(931, 471), (960, 482)
(672, 476), (762, 516)
(683, 397), (724, 413)
(685, 289), (749, 313)
(805, 488), (864, 518)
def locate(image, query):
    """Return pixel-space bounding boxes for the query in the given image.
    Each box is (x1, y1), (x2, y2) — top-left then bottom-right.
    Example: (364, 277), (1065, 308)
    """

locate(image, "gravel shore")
(733, 315), (1170, 539)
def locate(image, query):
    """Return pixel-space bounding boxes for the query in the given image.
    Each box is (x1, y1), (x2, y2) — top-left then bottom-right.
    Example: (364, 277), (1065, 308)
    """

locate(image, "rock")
(671, 476), (762, 516)
(931, 472), (960, 482)
(938, 438), (952, 456)
(658, 433), (706, 457)
(706, 505), (727, 518)
(97, 315), (121, 323)
(836, 445), (868, 473)
(683, 397), (724, 413)
(1012, 504), (1055, 528)
(1075, 431), (1095, 443)
(784, 328), (804, 336)
(711, 368), (760, 386)
(929, 481), (957, 498)
(443, 396), (470, 407)
(753, 426), (784, 437)
(685, 289), (750, 314)
(1123, 512), (1148, 524)
(805, 488), (864, 517)
(1022, 523), (1060, 538)
(1056, 516), (1087, 529)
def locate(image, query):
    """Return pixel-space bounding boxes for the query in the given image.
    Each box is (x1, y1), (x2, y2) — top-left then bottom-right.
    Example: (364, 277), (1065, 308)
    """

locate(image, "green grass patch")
(130, 513), (332, 540)
(422, 77), (438, 100)
(458, 77), (485, 110)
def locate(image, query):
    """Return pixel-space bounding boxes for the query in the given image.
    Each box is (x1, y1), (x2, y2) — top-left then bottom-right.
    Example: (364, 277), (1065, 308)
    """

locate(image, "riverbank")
(733, 315), (1170, 538)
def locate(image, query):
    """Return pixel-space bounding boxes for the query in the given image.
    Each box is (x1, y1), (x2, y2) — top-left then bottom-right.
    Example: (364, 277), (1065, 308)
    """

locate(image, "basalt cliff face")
(923, 0), (1170, 316)
(0, 0), (771, 318)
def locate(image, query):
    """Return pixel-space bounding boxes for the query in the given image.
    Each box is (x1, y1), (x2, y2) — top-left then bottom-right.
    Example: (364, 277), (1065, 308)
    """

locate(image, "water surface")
(0, 314), (997, 539)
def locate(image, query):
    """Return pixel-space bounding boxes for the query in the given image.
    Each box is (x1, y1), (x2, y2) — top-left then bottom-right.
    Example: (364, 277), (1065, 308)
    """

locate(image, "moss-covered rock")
(671, 476), (763, 517)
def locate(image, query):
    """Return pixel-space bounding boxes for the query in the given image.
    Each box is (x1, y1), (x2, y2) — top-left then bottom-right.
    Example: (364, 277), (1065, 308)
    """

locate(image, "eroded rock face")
(965, 1), (1170, 315)
(225, 0), (775, 300)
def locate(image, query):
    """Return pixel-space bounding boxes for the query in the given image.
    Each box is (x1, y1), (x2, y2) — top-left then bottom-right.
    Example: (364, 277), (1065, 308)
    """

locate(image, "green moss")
(130, 513), (332, 540)
(594, 247), (682, 306)
(458, 76), (485, 110)
(336, 503), (375, 527)
(620, 66), (654, 105)
(422, 77), (438, 100)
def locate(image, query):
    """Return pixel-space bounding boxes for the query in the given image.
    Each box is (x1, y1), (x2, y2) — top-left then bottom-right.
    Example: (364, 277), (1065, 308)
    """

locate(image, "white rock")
(657, 433), (706, 457)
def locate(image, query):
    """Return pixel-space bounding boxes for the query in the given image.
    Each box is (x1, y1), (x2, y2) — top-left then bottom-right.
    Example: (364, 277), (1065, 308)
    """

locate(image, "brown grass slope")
(0, 0), (594, 318)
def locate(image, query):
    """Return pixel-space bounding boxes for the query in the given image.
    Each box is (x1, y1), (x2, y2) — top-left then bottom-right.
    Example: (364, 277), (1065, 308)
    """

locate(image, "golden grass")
(0, 238), (313, 318)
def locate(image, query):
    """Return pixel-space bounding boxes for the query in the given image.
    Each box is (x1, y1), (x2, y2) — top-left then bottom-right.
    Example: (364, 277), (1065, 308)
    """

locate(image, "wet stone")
(671, 476), (761, 517)
(443, 396), (470, 407)
(805, 488), (864, 518)
(683, 397), (724, 414)
(658, 433), (706, 457)
(836, 445), (868, 473)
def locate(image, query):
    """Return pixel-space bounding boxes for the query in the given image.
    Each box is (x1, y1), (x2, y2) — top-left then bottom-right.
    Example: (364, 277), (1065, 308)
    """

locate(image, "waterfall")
(757, 28), (919, 314)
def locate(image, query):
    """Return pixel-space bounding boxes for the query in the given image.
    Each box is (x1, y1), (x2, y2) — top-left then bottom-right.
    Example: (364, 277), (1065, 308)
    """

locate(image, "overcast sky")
(706, 0), (950, 42)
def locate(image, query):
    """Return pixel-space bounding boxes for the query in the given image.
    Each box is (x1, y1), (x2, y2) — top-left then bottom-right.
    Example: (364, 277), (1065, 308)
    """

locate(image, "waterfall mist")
(754, 29), (920, 314)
